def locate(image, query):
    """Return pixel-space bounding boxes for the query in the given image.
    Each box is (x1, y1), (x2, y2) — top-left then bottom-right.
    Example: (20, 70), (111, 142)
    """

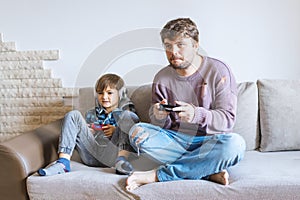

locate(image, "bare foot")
(126, 169), (158, 191)
(208, 170), (229, 185)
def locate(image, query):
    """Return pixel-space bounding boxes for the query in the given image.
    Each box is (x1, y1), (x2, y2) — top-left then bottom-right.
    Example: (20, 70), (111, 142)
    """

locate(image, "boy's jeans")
(58, 110), (138, 168)
(129, 122), (246, 182)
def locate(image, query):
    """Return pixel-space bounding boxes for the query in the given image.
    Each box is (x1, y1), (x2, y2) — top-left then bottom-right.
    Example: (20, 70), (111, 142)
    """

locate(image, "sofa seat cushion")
(27, 151), (300, 200)
(27, 162), (133, 200)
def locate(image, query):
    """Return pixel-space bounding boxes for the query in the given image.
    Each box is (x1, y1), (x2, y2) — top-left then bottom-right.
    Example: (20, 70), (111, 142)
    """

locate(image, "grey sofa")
(1, 79), (300, 200)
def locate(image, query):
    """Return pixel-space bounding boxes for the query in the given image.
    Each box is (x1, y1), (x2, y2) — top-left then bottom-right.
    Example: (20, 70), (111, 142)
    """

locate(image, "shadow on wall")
(76, 28), (163, 88)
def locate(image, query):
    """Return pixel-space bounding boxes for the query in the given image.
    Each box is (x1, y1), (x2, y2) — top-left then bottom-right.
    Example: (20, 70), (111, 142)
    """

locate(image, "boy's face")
(97, 85), (119, 113)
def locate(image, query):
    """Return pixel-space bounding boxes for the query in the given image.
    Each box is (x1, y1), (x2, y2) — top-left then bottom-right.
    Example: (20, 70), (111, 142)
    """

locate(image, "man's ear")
(192, 41), (199, 49)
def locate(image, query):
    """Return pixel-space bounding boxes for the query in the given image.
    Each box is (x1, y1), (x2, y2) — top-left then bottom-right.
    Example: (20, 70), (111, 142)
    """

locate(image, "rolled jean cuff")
(58, 146), (73, 155)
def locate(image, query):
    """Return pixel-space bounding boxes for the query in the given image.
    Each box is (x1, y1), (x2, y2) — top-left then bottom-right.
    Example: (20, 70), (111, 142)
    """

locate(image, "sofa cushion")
(75, 87), (95, 116)
(233, 82), (259, 150)
(75, 83), (258, 151)
(129, 84), (152, 123)
(257, 79), (300, 152)
(129, 82), (259, 150)
(27, 151), (300, 200)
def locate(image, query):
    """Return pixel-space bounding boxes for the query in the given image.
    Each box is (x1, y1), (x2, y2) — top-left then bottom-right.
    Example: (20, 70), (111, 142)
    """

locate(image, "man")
(126, 18), (246, 191)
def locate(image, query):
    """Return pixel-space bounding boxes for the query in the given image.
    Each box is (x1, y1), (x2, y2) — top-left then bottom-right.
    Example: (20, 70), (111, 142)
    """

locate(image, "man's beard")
(170, 60), (191, 69)
(169, 54), (194, 70)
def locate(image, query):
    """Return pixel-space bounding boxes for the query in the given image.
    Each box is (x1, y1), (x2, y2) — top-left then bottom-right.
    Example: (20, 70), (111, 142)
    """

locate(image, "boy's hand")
(87, 124), (96, 134)
(102, 124), (115, 137)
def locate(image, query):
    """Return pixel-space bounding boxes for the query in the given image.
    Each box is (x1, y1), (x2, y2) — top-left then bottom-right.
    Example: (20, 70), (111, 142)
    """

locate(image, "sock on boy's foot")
(115, 156), (134, 175)
(38, 158), (71, 176)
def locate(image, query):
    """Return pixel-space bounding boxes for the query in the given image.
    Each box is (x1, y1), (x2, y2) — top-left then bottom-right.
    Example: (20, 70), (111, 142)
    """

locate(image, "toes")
(126, 183), (139, 191)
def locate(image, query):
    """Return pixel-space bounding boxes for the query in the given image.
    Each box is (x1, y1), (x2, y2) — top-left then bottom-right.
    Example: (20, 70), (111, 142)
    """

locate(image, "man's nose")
(169, 45), (180, 53)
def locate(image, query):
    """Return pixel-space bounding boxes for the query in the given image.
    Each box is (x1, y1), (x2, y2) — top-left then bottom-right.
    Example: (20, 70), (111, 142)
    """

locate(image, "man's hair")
(95, 73), (124, 93)
(160, 18), (199, 43)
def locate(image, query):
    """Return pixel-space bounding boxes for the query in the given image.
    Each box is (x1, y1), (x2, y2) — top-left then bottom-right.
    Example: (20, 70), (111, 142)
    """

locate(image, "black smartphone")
(159, 104), (178, 112)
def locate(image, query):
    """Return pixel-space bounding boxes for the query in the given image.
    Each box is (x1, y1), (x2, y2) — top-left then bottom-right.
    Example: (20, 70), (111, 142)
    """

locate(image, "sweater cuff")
(191, 107), (209, 126)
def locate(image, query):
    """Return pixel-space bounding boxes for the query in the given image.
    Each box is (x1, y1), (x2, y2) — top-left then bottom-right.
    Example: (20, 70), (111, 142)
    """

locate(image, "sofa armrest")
(0, 119), (61, 200)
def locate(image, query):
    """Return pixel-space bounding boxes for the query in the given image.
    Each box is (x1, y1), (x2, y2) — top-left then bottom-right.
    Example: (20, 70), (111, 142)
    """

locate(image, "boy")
(38, 73), (139, 176)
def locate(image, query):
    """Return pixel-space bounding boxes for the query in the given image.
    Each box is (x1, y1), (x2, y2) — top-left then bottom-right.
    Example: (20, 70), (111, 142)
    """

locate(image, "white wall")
(1, 0), (300, 87)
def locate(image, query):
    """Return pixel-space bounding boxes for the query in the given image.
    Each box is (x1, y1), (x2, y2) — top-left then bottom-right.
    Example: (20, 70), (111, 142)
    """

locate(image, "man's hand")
(153, 99), (169, 120)
(172, 101), (195, 123)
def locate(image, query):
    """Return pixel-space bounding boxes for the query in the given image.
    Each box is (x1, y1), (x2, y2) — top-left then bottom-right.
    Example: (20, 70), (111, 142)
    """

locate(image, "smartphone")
(91, 123), (103, 131)
(159, 104), (178, 112)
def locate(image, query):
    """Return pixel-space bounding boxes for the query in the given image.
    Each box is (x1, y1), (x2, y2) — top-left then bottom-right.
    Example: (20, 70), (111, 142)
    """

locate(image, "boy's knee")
(65, 110), (81, 119)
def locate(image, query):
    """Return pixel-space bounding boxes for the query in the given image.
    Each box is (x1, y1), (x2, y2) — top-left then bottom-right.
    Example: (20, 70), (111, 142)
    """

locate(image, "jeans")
(58, 110), (138, 167)
(129, 122), (246, 182)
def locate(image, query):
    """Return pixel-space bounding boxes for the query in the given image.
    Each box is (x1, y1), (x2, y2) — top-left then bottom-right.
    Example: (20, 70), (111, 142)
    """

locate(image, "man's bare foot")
(208, 170), (229, 185)
(126, 169), (158, 191)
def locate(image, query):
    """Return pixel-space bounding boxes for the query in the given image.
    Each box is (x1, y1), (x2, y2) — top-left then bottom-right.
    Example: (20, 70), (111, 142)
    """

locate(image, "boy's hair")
(160, 18), (199, 43)
(95, 73), (124, 93)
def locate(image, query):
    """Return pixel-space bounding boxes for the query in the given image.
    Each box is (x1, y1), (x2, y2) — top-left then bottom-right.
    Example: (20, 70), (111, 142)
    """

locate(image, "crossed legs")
(126, 169), (229, 191)
(126, 123), (245, 190)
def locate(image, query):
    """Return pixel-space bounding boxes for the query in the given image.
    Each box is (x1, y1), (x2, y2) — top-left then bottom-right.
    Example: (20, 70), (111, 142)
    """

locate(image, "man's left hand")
(173, 101), (195, 123)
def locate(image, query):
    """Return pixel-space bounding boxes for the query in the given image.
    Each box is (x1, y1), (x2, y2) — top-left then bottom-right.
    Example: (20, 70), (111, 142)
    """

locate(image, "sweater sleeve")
(149, 82), (172, 128)
(191, 71), (237, 134)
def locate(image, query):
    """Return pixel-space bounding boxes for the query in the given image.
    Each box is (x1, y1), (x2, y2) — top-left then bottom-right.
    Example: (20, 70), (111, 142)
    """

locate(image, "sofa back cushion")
(257, 79), (300, 152)
(75, 82), (259, 151)
(233, 82), (259, 150)
(129, 85), (152, 123)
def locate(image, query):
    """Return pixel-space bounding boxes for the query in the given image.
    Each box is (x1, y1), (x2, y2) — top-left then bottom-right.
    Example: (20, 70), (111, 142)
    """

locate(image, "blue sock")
(57, 158), (71, 172)
(115, 156), (127, 163)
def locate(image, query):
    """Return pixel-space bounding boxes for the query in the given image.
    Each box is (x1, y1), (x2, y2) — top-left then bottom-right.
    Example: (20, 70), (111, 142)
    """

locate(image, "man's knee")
(129, 123), (144, 139)
(229, 133), (246, 152)
(129, 123), (149, 145)
(220, 133), (246, 162)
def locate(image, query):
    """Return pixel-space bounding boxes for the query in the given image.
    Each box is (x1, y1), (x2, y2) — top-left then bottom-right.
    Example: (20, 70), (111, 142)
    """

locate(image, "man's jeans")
(129, 122), (246, 182)
(58, 110), (138, 168)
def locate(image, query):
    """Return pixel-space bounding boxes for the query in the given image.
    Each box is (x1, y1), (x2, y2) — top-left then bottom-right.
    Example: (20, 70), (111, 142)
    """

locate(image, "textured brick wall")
(0, 33), (78, 142)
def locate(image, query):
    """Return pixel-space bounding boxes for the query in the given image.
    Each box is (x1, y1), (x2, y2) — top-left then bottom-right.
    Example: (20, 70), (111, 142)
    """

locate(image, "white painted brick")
(22, 79), (62, 88)
(0, 69), (52, 79)
(0, 97), (64, 107)
(41, 115), (64, 124)
(0, 50), (59, 61)
(0, 60), (43, 70)
(24, 116), (41, 125)
(0, 79), (22, 88)
(0, 106), (73, 116)
(0, 88), (19, 98)
(0, 116), (41, 126)
(0, 42), (16, 52)
(0, 88), (78, 98)
(0, 116), (25, 124)
(63, 96), (76, 106)
(0, 79), (62, 89)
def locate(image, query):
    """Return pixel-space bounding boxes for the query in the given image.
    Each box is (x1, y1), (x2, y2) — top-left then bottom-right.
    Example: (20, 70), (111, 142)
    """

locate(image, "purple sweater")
(151, 56), (237, 136)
